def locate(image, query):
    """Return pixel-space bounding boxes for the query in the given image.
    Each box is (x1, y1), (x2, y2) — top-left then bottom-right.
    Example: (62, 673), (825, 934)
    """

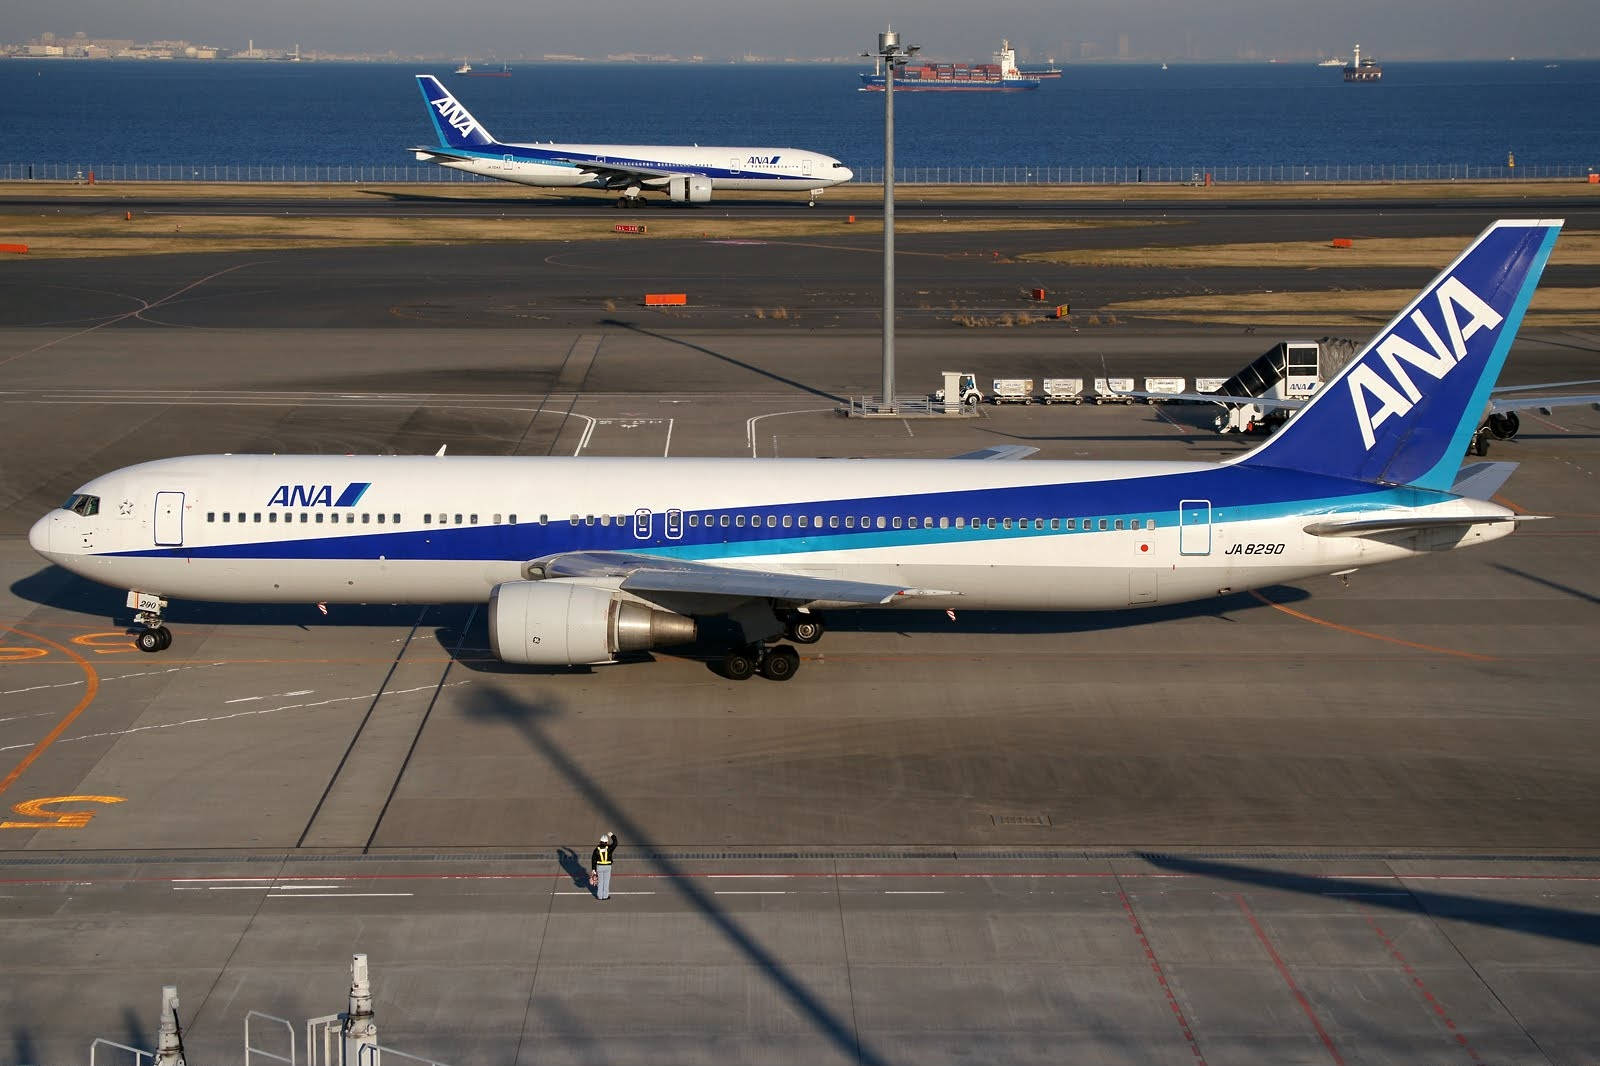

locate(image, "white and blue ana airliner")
(409, 74), (853, 207)
(30, 220), (1562, 680)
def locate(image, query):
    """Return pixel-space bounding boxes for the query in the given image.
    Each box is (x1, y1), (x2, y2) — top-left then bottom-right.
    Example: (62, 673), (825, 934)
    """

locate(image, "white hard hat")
(599, 836), (608, 843)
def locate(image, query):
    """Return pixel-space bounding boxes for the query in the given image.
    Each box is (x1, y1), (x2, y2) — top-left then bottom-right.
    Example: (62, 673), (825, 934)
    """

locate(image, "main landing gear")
(614, 188), (647, 208)
(129, 592), (172, 653)
(720, 642), (801, 682)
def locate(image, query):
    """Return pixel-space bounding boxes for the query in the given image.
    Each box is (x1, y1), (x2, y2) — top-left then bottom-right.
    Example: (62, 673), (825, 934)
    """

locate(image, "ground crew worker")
(590, 832), (617, 900)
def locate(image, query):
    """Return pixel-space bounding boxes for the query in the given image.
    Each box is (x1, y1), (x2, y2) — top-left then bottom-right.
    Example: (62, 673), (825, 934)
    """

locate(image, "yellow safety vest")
(596, 845), (611, 865)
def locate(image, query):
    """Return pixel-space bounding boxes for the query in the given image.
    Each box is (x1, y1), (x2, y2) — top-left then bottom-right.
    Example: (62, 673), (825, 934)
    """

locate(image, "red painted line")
(1236, 894), (1345, 1065)
(1366, 916), (1485, 1065)
(1120, 891), (1208, 1065)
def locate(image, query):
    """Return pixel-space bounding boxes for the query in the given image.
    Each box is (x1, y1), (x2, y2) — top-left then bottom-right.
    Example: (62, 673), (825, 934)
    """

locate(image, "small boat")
(455, 62), (511, 77)
(1317, 57), (1345, 67)
(453, 61), (472, 75)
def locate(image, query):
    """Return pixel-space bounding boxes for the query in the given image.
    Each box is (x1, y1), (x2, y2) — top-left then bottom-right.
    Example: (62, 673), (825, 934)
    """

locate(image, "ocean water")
(1, 58), (1597, 173)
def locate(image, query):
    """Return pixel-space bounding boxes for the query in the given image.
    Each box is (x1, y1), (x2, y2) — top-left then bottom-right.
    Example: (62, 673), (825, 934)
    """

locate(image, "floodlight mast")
(863, 27), (919, 412)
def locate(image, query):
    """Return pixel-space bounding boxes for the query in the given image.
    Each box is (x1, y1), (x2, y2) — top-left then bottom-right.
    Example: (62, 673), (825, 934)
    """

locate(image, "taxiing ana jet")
(408, 74), (853, 207)
(30, 220), (1563, 682)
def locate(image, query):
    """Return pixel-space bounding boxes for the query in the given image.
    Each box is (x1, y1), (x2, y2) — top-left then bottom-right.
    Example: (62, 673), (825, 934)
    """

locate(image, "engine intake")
(488, 580), (696, 665)
(668, 175), (713, 203)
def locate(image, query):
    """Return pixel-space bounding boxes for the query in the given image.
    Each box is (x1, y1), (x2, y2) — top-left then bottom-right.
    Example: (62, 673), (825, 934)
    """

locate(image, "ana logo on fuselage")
(1346, 276), (1503, 450)
(430, 96), (481, 140)
(268, 482), (371, 508)
(747, 155), (780, 166)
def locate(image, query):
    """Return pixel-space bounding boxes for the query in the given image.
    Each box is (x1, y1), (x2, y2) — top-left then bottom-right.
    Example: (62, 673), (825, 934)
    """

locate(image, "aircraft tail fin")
(415, 74), (499, 150)
(1236, 219), (1562, 491)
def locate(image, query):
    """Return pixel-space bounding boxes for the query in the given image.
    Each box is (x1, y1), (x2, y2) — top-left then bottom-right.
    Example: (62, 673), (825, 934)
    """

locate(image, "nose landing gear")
(128, 590), (171, 653)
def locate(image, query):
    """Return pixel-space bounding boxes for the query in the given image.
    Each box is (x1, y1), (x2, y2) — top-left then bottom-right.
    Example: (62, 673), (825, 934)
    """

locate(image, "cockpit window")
(62, 494), (100, 517)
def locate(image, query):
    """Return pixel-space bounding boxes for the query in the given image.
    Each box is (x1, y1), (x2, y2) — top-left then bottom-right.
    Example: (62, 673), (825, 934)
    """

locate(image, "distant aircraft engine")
(488, 581), (697, 665)
(1487, 411), (1521, 439)
(668, 175), (714, 203)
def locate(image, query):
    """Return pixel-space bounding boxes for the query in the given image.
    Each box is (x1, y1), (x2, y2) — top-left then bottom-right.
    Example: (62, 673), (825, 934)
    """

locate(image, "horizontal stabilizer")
(949, 445), (1039, 461)
(1451, 461), (1518, 501)
(1302, 514), (1538, 538)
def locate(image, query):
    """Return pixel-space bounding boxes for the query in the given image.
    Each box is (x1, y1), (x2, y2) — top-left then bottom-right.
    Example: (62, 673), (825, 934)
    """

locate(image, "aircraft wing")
(948, 445), (1039, 461)
(546, 155), (682, 182)
(1487, 392), (1600, 416)
(1123, 389), (1309, 409)
(528, 551), (955, 606)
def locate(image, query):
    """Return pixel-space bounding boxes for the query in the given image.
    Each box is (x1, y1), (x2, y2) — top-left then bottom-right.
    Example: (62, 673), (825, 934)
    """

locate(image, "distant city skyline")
(5, 1), (1599, 63)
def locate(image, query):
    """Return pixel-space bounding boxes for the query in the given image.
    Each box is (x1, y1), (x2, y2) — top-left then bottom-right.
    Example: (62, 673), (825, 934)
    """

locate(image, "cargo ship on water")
(859, 40), (1041, 92)
(454, 62), (511, 77)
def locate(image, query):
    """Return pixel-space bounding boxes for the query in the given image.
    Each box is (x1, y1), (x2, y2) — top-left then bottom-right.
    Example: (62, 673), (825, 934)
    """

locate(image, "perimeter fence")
(0, 162), (1594, 184)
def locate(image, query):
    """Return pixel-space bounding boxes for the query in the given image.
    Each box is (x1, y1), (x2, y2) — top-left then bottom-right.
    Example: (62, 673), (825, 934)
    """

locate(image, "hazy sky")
(12, 0), (1599, 60)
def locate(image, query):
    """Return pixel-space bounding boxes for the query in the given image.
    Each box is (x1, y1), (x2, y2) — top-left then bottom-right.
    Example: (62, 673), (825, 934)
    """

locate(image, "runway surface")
(1, 203), (1598, 1063)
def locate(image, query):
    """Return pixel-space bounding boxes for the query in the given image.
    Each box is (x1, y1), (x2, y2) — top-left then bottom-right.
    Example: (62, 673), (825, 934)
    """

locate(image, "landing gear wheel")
(786, 617), (823, 644)
(722, 647), (757, 681)
(135, 628), (168, 654)
(807, 200), (816, 208)
(759, 645), (800, 681)
(1472, 426), (1492, 457)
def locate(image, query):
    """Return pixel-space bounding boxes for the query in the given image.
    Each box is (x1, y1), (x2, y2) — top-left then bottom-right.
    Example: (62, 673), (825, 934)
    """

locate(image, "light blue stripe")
(1414, 225), (1561, 491)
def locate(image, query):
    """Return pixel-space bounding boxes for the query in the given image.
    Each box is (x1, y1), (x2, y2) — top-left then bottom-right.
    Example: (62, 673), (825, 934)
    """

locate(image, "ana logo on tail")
(1348, 275), (1504, 450)
(430, 95), (482, 140)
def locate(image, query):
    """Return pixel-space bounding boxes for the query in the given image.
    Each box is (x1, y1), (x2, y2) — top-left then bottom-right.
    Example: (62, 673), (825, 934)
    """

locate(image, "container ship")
(1342, 44), (1382, 81)
(859, 40), (1041, 92)
(454, 62), (512, 77)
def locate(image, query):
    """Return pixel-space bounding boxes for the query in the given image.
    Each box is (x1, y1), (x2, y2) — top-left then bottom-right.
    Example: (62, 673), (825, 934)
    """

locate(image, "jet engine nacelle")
(488, 580), (697, 666)
(1487, 411), (1521, 440)
(668, 175), (714, 203)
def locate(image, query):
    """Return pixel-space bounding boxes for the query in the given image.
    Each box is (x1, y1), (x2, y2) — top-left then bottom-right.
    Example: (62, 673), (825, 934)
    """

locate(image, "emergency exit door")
(1178, 499), (1211, 556)
(154, 492), (184, 546)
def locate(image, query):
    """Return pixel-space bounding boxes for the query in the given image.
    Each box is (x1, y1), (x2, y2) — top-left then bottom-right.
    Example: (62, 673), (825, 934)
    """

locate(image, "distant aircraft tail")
(415, 74), (499, 150)
(1237, 219), (1562, 491)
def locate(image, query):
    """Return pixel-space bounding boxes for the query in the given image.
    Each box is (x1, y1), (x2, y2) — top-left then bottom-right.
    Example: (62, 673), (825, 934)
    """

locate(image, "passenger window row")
(208, 512), (404, 524)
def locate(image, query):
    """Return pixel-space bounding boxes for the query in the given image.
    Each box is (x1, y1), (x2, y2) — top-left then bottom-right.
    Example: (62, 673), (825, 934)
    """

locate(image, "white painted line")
(266, 892), (414, 899)
(208, 884), (278, 890)
(714, 890), (787, 896)
(224, 696), (262, 704)
(705, 874), (794, 879)
(0, 681), (471, 753)
(554, 890), (657, 896)
(267, 884), (342, 891)
(663, 417), (674, 457)
(571, 413), (597, 455)
(884, 890), (945, 895)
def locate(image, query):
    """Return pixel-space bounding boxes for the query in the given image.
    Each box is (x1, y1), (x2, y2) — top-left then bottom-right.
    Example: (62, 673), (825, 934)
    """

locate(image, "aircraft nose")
(28, 512), (54, 557)
(839, 166), (855, 182)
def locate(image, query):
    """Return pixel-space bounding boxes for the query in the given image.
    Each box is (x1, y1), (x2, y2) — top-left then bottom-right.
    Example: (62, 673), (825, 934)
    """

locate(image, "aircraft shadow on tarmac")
(428, 587), (1314, 678)
(464, 685), (892, 1066)
(1142, 853), (1600, 950)
(13, 564), (1311, 672)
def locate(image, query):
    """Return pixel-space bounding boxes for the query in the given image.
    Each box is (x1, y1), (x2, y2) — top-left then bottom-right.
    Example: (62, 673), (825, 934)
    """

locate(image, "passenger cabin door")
(1178, 499), (1211, 556)
(154, 491), (184, 547)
